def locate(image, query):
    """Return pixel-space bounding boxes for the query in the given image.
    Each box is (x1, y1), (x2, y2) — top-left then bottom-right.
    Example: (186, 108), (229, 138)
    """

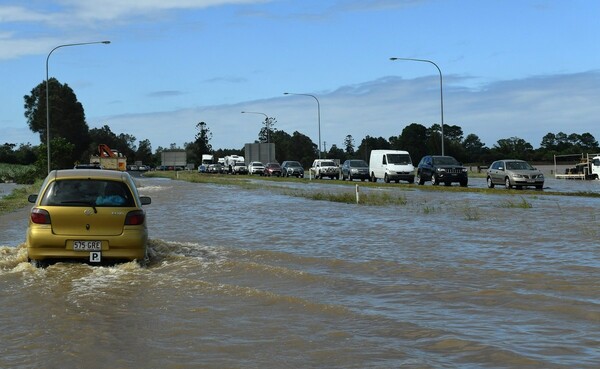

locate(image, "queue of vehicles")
(194, 150), (553, 190)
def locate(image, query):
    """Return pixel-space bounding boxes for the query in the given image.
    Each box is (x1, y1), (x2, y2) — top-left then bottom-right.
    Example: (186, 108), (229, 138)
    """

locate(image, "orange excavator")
(90, 144), (127, 171)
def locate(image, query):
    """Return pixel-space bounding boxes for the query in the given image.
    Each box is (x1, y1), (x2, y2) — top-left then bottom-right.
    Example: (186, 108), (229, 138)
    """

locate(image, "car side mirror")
(28, 194), (38, 203)
(140, 196), (152, 205)
(498, 167), (504, 171)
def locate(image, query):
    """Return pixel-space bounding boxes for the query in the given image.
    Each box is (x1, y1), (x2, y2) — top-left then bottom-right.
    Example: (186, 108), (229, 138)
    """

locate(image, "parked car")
(416, 155), (468, 186)
(26, 169), (151, 267)
(264, 162), (282, 177)
(486, 159), (544, 189)
(231, 161), (248, 175)
(310, 159), (340, 180)
(369, 150), (415, 183)
(248, 161), (265, 175)
(281, 161), (304, 178)
(341, 159), (369, 181)
(208, 163), (223, 173)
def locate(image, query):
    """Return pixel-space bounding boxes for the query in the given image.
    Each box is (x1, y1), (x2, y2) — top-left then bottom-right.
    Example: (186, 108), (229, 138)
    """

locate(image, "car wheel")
(460, 179), (468, 187)
(416, 173), (424, 185)
(536, 184), (543, 190)
(384, 174), (390, 183)
(348, 174), (353, 181)
(486, 176), (495, 188)
(370, 174), (377, 183)
(29, 258), (46, 268)
(431, 174), (439, 186)
(505, 177), (512, 189)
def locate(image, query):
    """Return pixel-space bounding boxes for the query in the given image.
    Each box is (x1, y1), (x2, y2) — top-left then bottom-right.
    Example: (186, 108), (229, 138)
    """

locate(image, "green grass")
(145, 170), (600, 209)
(0, 163), (40, 184)
(0, 180), (42, 215)
(499, 196), (533, 208)
(284, 189), (409, 206)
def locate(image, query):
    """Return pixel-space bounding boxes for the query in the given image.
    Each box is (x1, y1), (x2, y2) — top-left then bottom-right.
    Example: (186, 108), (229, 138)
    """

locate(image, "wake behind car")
(416, 155), (468, 186)
(26, 169), (151, 267)
(486, 159), (544, 189)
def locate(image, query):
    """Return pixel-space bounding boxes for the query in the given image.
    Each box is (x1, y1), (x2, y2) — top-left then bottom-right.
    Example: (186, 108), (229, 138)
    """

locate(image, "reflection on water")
(1, 176), (599, 368)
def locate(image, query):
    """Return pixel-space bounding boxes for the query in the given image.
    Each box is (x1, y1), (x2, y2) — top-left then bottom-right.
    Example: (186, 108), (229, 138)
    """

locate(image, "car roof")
(51, 169), (132, 182)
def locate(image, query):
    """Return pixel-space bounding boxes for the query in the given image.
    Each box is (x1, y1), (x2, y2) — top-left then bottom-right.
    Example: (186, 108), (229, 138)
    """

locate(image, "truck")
(89, 144), (127, 171)
(555, 153), (600, 180)
(201, 154), (214, 166)
(245, 143), (276, 165)
(223, 155), (245, 174)
(161, 150), (187, 170)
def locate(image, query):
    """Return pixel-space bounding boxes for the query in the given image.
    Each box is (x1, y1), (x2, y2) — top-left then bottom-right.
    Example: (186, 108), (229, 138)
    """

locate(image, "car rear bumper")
(27, 226), (148, 261)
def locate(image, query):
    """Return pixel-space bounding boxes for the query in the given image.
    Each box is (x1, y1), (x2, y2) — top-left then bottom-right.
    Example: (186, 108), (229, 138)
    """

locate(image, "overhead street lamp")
(241, 111), (274, 162)
(284, 92), (321, 158)
(46, 40), (111, 174)
(389, 57), (445, 156)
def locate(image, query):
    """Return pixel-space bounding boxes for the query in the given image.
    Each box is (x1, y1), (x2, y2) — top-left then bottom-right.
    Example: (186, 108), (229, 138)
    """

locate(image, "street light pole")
(284, 92), (321, 159)
(46, 40), (111, 174)
(241, 111), (273, 162)
(389, 57), (445, 156)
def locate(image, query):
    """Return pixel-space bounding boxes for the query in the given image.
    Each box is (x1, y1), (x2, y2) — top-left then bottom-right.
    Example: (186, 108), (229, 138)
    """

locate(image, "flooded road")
(1, 176), (599, 368)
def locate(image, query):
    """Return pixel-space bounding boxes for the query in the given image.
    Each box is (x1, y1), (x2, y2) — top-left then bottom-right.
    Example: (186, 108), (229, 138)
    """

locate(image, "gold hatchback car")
(27, 169), (151, 267)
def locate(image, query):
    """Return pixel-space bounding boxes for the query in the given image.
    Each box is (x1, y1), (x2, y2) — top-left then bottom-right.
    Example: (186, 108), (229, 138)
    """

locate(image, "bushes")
(0, 164), (42, 184)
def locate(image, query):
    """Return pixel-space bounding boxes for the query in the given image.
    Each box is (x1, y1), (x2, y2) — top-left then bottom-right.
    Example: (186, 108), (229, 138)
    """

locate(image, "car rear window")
(41, 179), (135, 207)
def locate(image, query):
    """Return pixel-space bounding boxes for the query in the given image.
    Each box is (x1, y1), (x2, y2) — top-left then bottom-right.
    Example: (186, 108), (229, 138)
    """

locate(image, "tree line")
(1, 78), (598, 174)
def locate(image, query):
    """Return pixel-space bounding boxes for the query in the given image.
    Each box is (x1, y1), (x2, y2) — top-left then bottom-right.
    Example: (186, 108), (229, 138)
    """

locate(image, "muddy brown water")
(1, 176), (599, 368)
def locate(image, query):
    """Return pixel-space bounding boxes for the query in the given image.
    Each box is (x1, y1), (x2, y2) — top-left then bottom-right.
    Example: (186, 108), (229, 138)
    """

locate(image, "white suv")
(310, 159), (340, 180)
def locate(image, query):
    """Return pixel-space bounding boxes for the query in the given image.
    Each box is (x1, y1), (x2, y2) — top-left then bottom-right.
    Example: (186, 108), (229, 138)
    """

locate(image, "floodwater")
(0, 176), (599, 368)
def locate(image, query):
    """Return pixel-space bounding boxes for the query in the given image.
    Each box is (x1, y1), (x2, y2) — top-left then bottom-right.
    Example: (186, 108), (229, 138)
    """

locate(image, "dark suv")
(281, 161), (304, 178)
(416, 155), (468, 187)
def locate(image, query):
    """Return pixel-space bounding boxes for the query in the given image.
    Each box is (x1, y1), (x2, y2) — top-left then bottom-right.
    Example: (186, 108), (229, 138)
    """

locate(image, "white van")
(369, 150), (415, 183)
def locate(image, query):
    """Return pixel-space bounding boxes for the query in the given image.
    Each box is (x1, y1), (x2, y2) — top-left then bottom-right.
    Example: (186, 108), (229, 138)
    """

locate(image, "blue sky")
(1, 0), (599, 152)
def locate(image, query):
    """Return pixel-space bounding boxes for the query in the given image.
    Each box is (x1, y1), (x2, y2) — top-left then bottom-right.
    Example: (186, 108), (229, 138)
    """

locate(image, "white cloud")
(87, 71), (600, 151)
(0, 5), (49, 22)
(54, 0), (270, 21)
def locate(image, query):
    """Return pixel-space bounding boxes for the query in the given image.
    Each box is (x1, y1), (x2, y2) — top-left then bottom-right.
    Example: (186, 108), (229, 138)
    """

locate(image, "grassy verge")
(0, 180), (42, 215)
(145, 170), (600, 199)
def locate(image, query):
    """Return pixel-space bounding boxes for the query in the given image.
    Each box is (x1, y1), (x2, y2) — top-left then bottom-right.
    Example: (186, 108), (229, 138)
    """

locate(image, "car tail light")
(31, 208), (51, 224)
(125, 210), (145, 225)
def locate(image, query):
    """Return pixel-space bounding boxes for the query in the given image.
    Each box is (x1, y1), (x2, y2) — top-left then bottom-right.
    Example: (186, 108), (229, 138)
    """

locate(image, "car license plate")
(73, 240), (102, 251)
